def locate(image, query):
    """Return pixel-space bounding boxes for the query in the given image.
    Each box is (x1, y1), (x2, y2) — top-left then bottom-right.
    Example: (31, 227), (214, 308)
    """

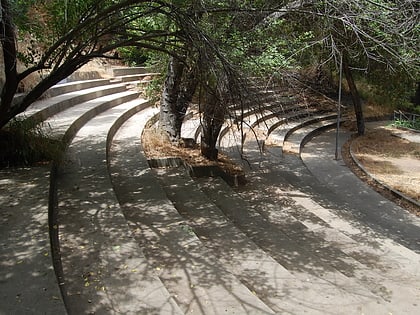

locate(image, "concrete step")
(282, 115), (338, 154)
(43, 90), (139, 143)
(111, 73), (160, 83)
(0, 167), (67, 314)
(231, 166), (420, 314)
(11, 78), (111, 110)
(111, 66), (150, 77)
(300, 129), (420, 252)
(53, 99), (185, 314)
(250, 105), (319, 130)
(180, 112), (201, 140)
(43, 79), (111, 98)
(156, 167), (389, 314)
(108, 115), (275, 315)
(21, 82), (131, 123)
(197, 176), (405, 314)
(218, 109), (335, 152)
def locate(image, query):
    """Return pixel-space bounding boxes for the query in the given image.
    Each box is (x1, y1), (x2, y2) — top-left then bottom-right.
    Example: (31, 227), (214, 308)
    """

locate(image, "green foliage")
(350, 67), (419, 113)
(144, 74), (166, 104)
(393, 118), (420, 131)
(117, 47), (148, 66)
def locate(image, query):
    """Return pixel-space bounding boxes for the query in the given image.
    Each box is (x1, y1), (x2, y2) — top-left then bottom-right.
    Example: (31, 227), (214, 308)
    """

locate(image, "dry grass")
(352, 128), (420, 158)
(354, 156), (400, 175)
(350, 125), (420, 209)
(142, 127), (244, 176)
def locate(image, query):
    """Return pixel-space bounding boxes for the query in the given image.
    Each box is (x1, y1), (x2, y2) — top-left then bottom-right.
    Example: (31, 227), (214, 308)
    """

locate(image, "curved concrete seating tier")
(20, 83), (129, 122)
(110, 66), (160, 83)
(281, 114), (338, 154)
(1, 68), (419, 314)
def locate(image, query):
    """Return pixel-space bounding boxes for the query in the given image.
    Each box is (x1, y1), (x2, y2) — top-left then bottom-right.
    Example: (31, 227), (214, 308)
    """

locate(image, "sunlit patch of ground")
(349, 125), (420, 214)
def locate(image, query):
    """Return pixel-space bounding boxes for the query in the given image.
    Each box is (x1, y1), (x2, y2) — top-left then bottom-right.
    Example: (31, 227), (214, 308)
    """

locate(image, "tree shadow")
(0, 166), (66, 314)
(109, 134), (275, 314)
(53, 133), (182, 314)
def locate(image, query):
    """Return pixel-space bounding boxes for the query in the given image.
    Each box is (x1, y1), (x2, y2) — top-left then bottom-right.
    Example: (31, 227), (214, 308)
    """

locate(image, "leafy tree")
(156, 0), (254, 159)
(262, 0), (419, 135)
(1, 0), (249, 160)
(2, 0), (416, 160)
(0, 0), (183, 129)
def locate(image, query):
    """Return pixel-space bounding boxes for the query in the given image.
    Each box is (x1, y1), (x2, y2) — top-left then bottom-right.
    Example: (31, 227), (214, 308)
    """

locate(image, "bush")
(393, 118), (420, 131)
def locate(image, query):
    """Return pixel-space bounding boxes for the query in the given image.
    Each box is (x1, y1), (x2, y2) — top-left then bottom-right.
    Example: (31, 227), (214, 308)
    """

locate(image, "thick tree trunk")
(200, 120), (223, 160)
(342, 57), (365, 136)
(159, 57), (184, 142)
(159, 56), (197, 142)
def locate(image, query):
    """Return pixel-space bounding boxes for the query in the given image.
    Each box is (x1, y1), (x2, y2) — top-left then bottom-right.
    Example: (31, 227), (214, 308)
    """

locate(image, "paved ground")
(0, 166), (67, 314)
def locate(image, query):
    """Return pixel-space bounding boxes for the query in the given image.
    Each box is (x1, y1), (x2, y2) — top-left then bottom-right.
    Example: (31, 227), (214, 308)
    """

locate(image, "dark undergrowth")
(0, 118), (63, 168)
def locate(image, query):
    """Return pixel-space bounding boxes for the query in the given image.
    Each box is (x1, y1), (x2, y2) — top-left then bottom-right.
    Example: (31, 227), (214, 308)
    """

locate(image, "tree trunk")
(200, 92), (225, 160)
(342, 56), (365, 136)
(159, 56), (184, 142)
(0, 0), (19, 129)
(200, 118), (223, 160)
(159, 56), (197, 142)
(0, 0), (89, 130)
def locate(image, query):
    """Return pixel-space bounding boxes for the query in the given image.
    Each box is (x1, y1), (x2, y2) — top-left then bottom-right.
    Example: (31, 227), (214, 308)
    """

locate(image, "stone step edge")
(108, 111), (274, 314)
(23, 83), (130, 124)
(47, 94), (141, 311)
(283, 117), (339, 155)
(147, 156), (247, 187)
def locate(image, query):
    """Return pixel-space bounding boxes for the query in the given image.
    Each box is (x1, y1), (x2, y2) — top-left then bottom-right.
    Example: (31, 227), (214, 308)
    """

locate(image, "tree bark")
(0, 0), (19, 128)
(159, 56), (185, 142)
(159, 56), (198, 142)
(200, 91), (225, 160)
(342, 56), (365, 136)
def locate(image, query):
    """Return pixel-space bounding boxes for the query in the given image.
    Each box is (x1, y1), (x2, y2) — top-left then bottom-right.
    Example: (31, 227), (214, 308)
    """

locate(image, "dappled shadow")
(51, 105), (182, 314)
(41, 96), (420, 314)
(300, 130), (420, 252)
(109, 131), (275, 314)
(219, 149), (420, 306)
(0, 166), (65, 314)
(158, 169), (382, 314)
(108, 121), (417, 314)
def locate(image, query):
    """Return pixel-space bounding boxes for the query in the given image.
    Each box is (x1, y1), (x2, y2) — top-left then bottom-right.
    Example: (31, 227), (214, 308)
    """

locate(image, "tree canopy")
(1, 0), (418, 156)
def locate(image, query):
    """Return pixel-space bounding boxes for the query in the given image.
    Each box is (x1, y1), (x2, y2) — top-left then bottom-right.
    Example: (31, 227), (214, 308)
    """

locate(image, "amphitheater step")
(53, 99), (183, 314)
(223, 129), (420, 312)
(282, 115), (337, 154)
(111, 73), (160, 83)
(196, 175), (411, 314)
(21, 82), (131, 123)
(43, 90), (140, 142)
(43, 79), (111, 98)
(157, 167), (394, 314)
(108, 113), (276, 315)
(111, 66), (150, 77)
(231, 167), (420, 314)
(300, 129), (420, 252)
